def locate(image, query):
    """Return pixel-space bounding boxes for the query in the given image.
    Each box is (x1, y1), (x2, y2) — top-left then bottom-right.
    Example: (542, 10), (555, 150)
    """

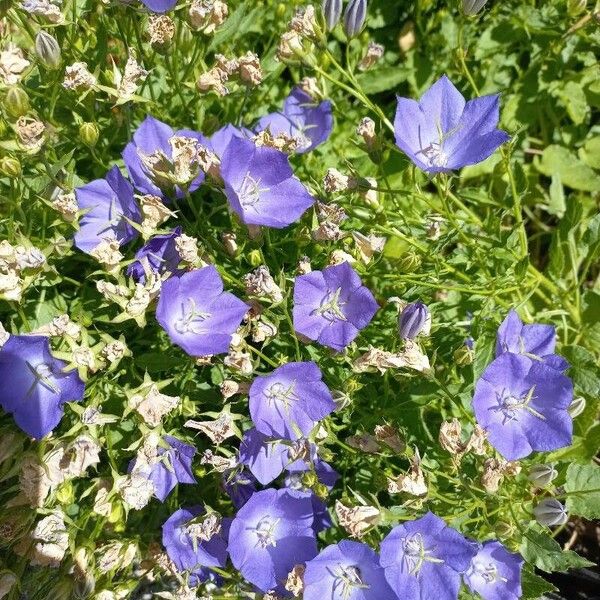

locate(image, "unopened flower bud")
(454, 343), (474, 366)
(398, 301), (429, 339)
(343, 0), (367, 38)
(533, 498), (568, 527)
(568, 396), (585, 418)
(5, 87), (30, 118)
(0, 157), (21, 178)
(79, 122), (99, 147)
(398, 250), (421, 273)
(322, 0), (342, 30)
(568, 0), (587, 15)
(462, 0), (488, 16)
(398, 21), (416, 53)
(35, 31), (61, 69)
(528, 464), (558, 488)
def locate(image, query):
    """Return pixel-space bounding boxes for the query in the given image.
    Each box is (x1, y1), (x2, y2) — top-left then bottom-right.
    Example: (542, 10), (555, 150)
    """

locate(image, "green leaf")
(521, 567), (557, 600)
(537, 145), (600, 191)
(356, 65), (409, 95)
(560, 81), (588, 125)
(472, 329), (495, 384)
(547, 174), (566, 217)
(564, 463), (600, 519)
(520, 527), (594, 572)
(580, 137), (600, 169)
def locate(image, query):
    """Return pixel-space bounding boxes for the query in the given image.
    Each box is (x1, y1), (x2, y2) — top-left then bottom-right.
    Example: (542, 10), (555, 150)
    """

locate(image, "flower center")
(494, 386), (545, 424)
(252, 516), (279, 549)
(315, 287), (347, 323)
(472, 560), (508, 585)
(402, 533), (444, 576)
(174, 297), (211, 335)
(238, 172), (269, 211)
(264, 381), (298, 411)
(330, 564), (370, 599)
(25, 361), (61, 396)
(419, 141), (448, 168)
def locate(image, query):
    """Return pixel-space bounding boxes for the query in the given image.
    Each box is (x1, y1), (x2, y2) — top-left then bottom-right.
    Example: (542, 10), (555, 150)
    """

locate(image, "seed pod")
(35, 31), (62, 69)
(462, 0), (488, 15)
(568, 396), (585, 418)
(533, 498), (568, 527)
(79, 122), (99, 147)
(322, 0), (342, 30)
(343, 0), (367, 38)
(5, 87), (30, 118)
(528, 464), (558, 488)
(398, 301), (429, 339)
(0, 157), (21, 178)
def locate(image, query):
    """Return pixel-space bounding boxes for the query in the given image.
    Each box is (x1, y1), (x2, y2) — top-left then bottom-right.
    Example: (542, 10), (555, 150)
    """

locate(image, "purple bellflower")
(472, 352), (573, 461)
(304, 540), (397, 600)
(238, 427), (290, 485)
(463, 540), (524, 600)
(249, 361), (336, 440)
(220, 137), (315, 228)
(394, 75), (510, 173)
(141, 0), (178, 12)
(122, 116), (207, 199)
(208, 124), (253, 159)
(256, 87), (333, 153)
(155, 266), (248, 357)
(127, 227), (183, 283)
(129, 435), (196, 502)
(74, 166), (141, 254)
(228, 488), (318, 594)
(0, 335), (85, 439)
(495, 310), (569, 372)
(399, 301), (430, 339)
(162, 506), (230, 573)
(380, 511), (477, 600)
(293, 261), (378, 351)
(222, 467), (258, 509)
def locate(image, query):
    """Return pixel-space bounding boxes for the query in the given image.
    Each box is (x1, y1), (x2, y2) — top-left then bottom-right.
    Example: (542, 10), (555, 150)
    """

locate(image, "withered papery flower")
(63, 61), (96, 90)
(335, 500), (381, 538)
(189, 0), (229, 34)
(0, 44), (31, 85)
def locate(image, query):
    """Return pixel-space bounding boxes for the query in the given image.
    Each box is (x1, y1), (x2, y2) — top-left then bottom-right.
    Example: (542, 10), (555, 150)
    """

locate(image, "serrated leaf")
(521, 567), (557, 600)
(520, 528), (594, 572)
(537, 145), (600, 191)
(564, 463), (600, 519)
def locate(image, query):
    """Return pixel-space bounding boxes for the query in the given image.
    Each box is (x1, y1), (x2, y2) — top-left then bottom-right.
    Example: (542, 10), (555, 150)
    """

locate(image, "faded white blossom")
(290, 5), (318, 38)
(329, 249), (356, 266)
(335, 501), (381, 538)
(51, 191), (79, 222)
(185, 412), (235, 444)
(352, 231), (386, 264)
(323, 168), (353, 193)
(244, 266), (283, 302)
(388, 450), (428, 496)
(374, 424), (405, 453)
(221, 232), (237, 256)
(224, 349), (253, 374)
(284, 564), (305, 597)
(238, 51), (263, 86)
(34, 314), (81, 340)
(254, 129), (299, 153)
(0, 322), (10, 348)
(252, 319), (278, 343)
(0, 44), (30, 85)
(130, 384), (180, 427)
(90, 238), (123, 270)
(101, 339), (128, 364)
(175, 233), (201, 265)
(359, 42), (384, 71)
(148, 15), (175, 48)
(96, 541), (138, 574)
(139, 194), (176, 235)
(277, 30), (304, 61)
(189, 0), (228, 34)
(26, 512), (69, 567)
(118, 473), (155, 510)
(199, 450), (237, 472)
(63, 62), (96, 90)
(16, 116), (46, 153)
(115, 52), (148, 102)
(481, 458), (505, 493)
(298, 76), (321, 99)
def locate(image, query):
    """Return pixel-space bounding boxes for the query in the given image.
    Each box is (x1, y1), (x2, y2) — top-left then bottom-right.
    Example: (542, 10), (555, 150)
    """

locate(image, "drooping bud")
(5, 87), (30, 118)
(321, 0), (342, 30)
(462, 0), (488, 16)
(528, 464), (558, 488)
(533, 498), (568, 527)
(398, 301), (430, 339)
(568, 396), (585, 418)
(79, 122), (99, 147)
(343, 0), (367, 38)
(35, 31), (61, 70)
